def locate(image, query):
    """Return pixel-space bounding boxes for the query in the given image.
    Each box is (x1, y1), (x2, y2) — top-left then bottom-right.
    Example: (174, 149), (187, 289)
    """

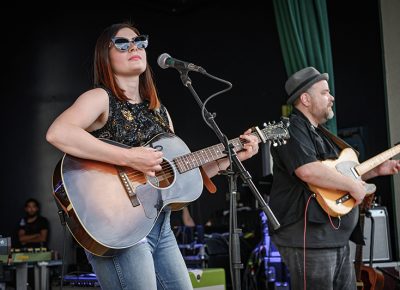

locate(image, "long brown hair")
(94, 22), (160, 109)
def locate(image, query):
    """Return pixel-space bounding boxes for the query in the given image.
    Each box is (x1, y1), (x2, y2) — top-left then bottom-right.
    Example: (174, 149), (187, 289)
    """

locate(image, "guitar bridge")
(117, 168), (140, 207)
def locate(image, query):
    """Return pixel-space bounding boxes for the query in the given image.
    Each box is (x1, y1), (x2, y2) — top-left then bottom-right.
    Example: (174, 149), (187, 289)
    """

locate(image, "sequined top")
(91, 89), (171, 147)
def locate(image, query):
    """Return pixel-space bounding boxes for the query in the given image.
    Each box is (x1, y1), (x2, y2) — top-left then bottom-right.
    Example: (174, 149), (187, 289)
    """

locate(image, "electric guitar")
(52, 121), (289, 256)
(308, 144), (400, 217)
(355, 195), (385, 290)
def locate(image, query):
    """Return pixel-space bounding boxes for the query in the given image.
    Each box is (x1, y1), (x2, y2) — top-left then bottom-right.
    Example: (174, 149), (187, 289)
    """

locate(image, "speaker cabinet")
(350, 207), (391, 262)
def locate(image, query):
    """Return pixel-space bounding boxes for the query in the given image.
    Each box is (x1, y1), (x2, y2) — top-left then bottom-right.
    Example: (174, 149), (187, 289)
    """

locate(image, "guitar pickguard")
(335, 160), (377, 196)
(335, 160), (360, 179)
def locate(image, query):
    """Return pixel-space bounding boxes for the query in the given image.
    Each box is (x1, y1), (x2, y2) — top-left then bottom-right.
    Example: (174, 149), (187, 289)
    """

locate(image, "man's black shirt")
(269, 108), (361, 248)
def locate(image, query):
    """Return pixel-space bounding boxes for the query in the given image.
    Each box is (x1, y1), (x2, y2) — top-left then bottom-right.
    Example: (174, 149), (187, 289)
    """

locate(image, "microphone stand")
(179, 71), (280, 290)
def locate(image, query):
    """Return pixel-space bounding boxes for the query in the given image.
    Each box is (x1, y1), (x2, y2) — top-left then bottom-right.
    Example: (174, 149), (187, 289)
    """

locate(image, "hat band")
(289, 74), (321, 97)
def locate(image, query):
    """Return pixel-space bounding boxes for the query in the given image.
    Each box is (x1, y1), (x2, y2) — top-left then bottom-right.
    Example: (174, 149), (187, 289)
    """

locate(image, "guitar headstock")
(253, 118), (290, 147)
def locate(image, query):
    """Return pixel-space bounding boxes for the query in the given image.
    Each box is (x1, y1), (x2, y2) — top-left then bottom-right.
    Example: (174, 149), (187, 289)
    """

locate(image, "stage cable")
(303, 194), (341, 290)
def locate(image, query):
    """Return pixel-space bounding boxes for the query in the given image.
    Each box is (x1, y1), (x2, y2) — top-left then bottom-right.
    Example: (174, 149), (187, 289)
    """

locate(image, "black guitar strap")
(317, 125), (360, 157)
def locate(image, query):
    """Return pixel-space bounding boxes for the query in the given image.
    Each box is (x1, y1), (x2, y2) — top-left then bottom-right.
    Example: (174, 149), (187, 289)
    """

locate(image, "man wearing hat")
(267, 67), (400, 289)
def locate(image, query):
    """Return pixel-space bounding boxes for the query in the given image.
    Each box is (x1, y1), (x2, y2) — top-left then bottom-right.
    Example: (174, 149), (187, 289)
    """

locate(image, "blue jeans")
(85, 210), (193, 290)
(275, 243), (356, 290)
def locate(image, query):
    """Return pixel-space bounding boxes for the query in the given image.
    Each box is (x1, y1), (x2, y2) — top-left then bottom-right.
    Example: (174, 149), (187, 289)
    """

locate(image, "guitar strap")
(201, 168), (217, 193)
(318, 125), (360, 157)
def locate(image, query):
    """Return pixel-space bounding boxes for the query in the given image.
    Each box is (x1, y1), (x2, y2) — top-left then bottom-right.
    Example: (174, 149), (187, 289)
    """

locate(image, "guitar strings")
(123, 136), (258, 180)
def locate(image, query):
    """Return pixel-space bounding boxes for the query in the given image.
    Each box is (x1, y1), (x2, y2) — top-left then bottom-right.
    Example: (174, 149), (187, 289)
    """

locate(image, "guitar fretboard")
(173, 123), (289, 174)
(174, 137), (247, 173)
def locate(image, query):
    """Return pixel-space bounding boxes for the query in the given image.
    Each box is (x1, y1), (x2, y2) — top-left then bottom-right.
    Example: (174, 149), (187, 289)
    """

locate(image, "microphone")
(157, 53), (206, 73)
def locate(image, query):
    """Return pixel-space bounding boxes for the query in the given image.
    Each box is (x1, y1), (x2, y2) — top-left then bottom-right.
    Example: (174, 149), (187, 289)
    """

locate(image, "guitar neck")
(355, 144), (400, 176)
(174, 133), (257, 173)
(173, 122), (289, 174)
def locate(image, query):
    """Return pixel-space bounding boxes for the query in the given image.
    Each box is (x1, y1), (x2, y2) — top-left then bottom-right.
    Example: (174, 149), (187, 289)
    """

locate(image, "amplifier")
(0, 251), (52, 263)
(349, 207), (391, 262)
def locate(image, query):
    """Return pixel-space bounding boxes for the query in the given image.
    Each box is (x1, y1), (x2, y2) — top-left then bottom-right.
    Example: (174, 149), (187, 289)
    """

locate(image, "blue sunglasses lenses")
(112, 35), (149, 51)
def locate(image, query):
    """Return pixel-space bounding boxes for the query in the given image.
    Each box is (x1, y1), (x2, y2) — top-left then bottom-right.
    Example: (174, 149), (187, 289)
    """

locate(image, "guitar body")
(360, 265), (385, 290)
(52, 133), (203, 256)
(308, 148), (376, 217)
(309, 144), (400, 217)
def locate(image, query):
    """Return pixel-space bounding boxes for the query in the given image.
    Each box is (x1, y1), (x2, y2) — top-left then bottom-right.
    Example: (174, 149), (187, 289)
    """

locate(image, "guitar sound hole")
(147, 159), (175, 189)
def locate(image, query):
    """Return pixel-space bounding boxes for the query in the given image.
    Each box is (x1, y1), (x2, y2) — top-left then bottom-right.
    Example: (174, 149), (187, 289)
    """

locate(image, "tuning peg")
(263, 122), (267, 127)
(283, 140), (287, 144)
(272, 141), (278, 147)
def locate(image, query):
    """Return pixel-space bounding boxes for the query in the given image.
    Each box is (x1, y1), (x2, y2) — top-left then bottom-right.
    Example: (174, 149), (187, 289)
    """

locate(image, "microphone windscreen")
(157, 53), (171, 69)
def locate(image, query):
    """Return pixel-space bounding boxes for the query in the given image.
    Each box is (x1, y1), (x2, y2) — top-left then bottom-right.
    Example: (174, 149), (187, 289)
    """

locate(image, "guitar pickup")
(336, 194), (351, 204)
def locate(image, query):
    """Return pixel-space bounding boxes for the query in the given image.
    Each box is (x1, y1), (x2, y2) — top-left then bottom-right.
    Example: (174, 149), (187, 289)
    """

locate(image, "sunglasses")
(110, 35), (149, 51)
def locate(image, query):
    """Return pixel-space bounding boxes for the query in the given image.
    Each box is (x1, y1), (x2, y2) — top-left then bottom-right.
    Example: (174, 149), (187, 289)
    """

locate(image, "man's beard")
(327, 108), (334, 120)
(321, 108), (334, 124)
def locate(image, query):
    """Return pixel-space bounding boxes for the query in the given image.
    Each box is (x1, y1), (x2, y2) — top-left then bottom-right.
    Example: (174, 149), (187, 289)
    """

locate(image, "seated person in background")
(18, 198), (49, 249)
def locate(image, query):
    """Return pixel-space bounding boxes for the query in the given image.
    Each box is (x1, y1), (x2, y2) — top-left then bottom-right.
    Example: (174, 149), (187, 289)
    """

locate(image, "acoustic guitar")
(355, 195), (384, 290)
(51, 122), (290, 256)
(308, 144), (400, 217)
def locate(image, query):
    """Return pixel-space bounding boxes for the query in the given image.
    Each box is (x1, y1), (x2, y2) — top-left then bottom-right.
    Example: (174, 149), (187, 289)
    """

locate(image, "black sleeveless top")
(91, 89), (171, 147)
